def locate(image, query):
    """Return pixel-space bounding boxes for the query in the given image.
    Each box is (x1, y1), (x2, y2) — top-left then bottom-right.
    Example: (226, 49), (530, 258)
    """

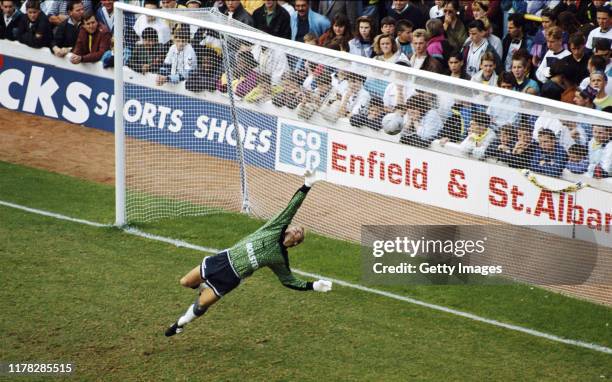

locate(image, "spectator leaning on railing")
(0, 0), (22, 41)
(127, 27), (166, 75)
(52, 0), (84, 58)
(70, 10), (111, 64)
(531, 128), (569, 178)
(17, 0), (52, 48)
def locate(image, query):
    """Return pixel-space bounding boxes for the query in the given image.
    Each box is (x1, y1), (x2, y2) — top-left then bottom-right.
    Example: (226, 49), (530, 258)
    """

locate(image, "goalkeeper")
(165, 169), (332, 337)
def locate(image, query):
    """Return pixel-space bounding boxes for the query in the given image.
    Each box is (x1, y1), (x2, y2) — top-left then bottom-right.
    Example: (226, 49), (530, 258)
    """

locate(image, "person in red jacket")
(70, 11), (110, 64)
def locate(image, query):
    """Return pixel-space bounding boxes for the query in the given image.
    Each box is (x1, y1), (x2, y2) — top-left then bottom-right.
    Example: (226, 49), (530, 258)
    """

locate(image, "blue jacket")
(530, 144), (568, 178)
(290, 9), (330, 40)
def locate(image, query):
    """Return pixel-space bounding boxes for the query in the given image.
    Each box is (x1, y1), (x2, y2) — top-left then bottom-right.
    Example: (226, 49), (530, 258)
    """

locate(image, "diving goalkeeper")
(165, 169), (332, 337)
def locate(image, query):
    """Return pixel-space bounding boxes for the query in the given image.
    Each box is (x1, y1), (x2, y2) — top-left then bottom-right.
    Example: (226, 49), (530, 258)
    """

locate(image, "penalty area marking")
(1, 199), (611, 355)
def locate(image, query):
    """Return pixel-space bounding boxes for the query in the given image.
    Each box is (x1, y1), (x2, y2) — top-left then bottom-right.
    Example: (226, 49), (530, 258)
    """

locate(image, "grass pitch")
(0, 161), (610, 381)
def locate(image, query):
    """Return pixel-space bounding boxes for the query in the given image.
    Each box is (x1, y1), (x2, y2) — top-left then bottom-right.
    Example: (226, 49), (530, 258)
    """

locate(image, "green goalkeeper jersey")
(226, 185), (314, 291)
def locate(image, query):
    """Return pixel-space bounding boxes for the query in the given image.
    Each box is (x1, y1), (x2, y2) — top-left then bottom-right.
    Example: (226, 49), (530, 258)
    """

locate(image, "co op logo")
(278, 123), (327, 172)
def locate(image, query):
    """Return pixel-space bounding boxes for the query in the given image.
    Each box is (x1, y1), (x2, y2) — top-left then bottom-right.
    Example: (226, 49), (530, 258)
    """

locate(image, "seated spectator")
(0, 0), (23, 41)
(458, 110), (496, 159)
(566, 144), (589, 174)
(579, 54), (612, 97)
(425, 18), (449, 63)
(511, 50), (540, 95)
(293, 32), (321, 79)
(467, 5), (502, 59)
(387, 0), (426, 30)
(290, 0), (329, 42)
(157, 26), (196, 85)
(594, 139), (612, 177)
(586, 5), (612, 50)
(442, 0), (466, 53)
(395, 19), (414, 57)
(252, 44), (288, 86)
(573, 84), (598, 109)
(46, 0), (92, 27)
(51, 0), (84, 58)
(562, 32), (591, 85)
(244, 73), (275, 104)
(536, 26), (571, 84)
(380, 16), (396, 37)
(382, 66), (415, 113)
(593, 38), (611, 61)
(509, 125), (537, 169)
(127, 27), (166, 74)
(429, 0), (444, 19)
(218, 50), (258, 96)
(192, 28), (222, 55)
(530, 9), (558, 69)
(338, 74), (371, 118)
(590, 70), (612, 109)
(252, 0), (291, 40)
(587, 125), (610, 176)
(17, 0), (52, 48)
(540, 60), (570, 101)
(471, 51), (498, 86)
(348, 16), (374, 58)
(447, 50), (470, 80)
(297, 70), (335, 119)
(462, 20), (500, 78)
(399, 92), (443, 147)
(411, 28), (444, 72)
(96, 0), (114, 33)
(502, 13), (533, 72)
(530, 128), (569, 178)
(485, 124), (516, 164)
(317, 13), (350, 47)
(373, 33), (408, 63)
(220, 0), (253, 27)
(273, 72), (305, 109)
(70, 11), (111, 64)
(134, 0), (171, 45)
(350, 95), (385, 131)
(487, 72), (520, 129)
(438, 100), (472, 144)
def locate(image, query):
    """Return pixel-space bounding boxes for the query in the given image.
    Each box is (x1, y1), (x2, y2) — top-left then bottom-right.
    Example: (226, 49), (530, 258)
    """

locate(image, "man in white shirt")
(536, 26), (570, 83)
(586, 5), (612, 50)
(134, 0), (171, 45)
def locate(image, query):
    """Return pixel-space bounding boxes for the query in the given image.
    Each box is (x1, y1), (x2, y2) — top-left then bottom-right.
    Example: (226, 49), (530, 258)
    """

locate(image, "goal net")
(114, 4), (612, 304)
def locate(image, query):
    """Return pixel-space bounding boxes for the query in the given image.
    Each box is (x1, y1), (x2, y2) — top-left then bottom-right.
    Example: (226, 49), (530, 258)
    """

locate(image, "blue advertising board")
(0, 54), (276, 169)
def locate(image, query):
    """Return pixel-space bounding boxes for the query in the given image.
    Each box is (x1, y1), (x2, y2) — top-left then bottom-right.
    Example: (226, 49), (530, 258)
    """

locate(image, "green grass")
(0, 160), (611, 381)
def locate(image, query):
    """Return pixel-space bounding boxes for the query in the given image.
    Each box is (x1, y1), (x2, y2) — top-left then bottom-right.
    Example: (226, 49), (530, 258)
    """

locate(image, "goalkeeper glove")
(304, 167), (320, 187)
(313, 280), (332, 292)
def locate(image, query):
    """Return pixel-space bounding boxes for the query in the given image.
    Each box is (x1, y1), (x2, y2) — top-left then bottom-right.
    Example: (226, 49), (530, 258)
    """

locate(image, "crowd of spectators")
(1, 0), (611, 180)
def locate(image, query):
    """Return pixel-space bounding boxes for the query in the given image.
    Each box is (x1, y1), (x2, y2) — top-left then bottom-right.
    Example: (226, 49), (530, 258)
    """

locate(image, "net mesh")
(118, 6), (612, 304)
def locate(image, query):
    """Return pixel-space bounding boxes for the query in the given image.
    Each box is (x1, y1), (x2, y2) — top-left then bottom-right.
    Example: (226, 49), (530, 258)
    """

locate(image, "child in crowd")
(566, 144), (589, 174)
(157, 26), (196, 86)
(459, 110), (496, 159)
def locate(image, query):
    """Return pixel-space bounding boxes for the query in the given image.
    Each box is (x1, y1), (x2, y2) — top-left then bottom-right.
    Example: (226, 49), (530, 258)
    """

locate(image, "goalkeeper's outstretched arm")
(270, 264), (333, 292)
(266, 168), (321, 229)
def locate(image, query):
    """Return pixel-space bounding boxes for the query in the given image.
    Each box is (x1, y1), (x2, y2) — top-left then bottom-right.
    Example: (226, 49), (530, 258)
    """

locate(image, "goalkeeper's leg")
(165, 287), (219, 337)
